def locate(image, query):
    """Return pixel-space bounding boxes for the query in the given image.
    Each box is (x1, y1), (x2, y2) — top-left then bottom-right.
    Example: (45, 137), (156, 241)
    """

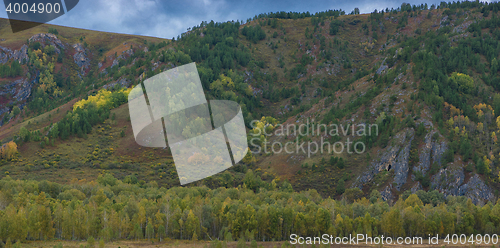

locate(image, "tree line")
(0, 172), (499, 244)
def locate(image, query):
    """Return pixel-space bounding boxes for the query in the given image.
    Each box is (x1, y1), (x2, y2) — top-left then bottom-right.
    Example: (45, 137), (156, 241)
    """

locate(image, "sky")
(0, 0), (478, 38)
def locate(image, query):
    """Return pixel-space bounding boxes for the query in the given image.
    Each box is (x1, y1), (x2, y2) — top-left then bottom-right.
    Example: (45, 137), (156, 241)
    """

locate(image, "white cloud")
(42, 0), (240, 38)
(0, 0), (462, 37)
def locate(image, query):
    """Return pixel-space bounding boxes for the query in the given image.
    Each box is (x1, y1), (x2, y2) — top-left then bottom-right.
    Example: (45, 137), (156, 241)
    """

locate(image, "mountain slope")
(0, 2), (499, 204)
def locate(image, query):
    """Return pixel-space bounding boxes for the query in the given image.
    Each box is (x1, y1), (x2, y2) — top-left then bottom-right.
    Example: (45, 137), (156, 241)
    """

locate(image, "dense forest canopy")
(0, 174), (499, 243)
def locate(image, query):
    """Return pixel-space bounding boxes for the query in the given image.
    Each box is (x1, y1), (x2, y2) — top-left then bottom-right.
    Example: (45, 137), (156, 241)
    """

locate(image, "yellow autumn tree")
(477, 122), (484, 133)
(73, 88), (131, 111)
(39, 69), (57, 95)
(249, 116), (278, 146)
(484, 156), (492, 174)
(185, 210), (200, 240)
(209, 73), (235, 96)
(0, 141), (18, 160)
(446, 117), (454, 128)
(242, 148), (256, 165)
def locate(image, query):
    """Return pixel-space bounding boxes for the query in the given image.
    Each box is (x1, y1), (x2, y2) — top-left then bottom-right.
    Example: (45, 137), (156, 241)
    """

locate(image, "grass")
(0, 98), (79, 143)
(0, 18), (166, 49)
(5, 102), (178, 187)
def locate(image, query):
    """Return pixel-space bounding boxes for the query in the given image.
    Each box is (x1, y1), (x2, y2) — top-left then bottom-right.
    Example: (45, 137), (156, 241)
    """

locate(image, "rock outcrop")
(118, 49), (134, 60)
(410, 181), (422, 194)
(429, 163), (495, 204)
(0, 47), (9, 64)
(0, 76), (38, 126)
(111, 59), (119, 68)
(376, 58), (388, 75)
(103, 78), (131, 89)
(11, 44), (29, 63)
(354, 129), (414, 191)
(413, 130), (447, 176)
(392, 130), (414, 190)
(29, 33), (64, 52)
(431, 165), (465, 196)
(459, 174), (495, 204)
(0, 78), (32, 102)
(0, 44), (29, 64)
(73, 43), (90, 75)
(380, 185), (394, 202)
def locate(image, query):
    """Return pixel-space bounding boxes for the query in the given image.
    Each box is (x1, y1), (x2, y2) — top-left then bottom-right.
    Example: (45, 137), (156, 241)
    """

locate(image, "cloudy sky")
(1, 0), (467, 38)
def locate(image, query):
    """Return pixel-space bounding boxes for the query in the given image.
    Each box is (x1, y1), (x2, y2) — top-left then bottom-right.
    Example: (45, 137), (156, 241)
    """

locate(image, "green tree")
(185, 210), (199, 240)
(382, 208), (404, 238)
(87, 236), (95, 248)
(449, 72), (474, 94)
(146, 218), (154, 241)
(336, 179), (345, 195)
(315, 208), (331, 233)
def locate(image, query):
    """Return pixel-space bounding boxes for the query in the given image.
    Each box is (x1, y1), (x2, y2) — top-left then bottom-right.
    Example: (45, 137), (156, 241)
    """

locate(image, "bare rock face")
(429, 164), (494, 204)
(13, 78), (31, 102)
(392, 130), (414, 190)
(0, 44), (29, 64)
(410, 181), (422, 194)
(355, 145), (399, 188)
(458, 175), (495, 204)
(354, 129), (414, 191)
(0, 45), (12, 64)
(0, 50), (8, 64)
(11, 44), (28, 64)
(29, 33), (64, 52)
(73, 43), (90, 75)
(0, 78), (32, 102)
(376, 64), (388, 75)
(103, 78), (131, 89)
(0, 107), (9, 126)
(152, 61), (159, 71)
(413, 130), (447, 177)
(0, 107), (9, 117)
(380, 185), (393, 202)
(431, 166), (465, 196)
(111, 59), (119, 68)
(354, 125), (493, 204)
(376, 58), (388, 75)
(414, 131), (434, 176)
(118, 49), (134, 59)
(0, 76), (38, 126)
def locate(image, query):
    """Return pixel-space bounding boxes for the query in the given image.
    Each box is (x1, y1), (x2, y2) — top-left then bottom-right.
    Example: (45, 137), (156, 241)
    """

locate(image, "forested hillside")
(0, 1), (500, 245)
